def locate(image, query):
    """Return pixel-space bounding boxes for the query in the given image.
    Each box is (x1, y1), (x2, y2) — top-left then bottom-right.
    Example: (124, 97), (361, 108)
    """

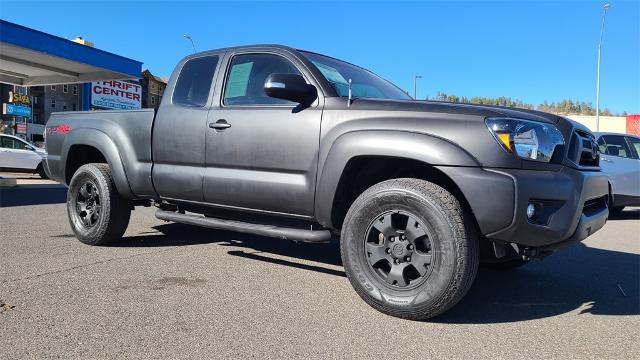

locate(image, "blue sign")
(3, 103), (31, 118)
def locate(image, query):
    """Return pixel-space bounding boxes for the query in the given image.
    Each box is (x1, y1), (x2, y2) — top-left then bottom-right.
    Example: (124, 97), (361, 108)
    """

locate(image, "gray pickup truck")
(45, 45), (609, 320)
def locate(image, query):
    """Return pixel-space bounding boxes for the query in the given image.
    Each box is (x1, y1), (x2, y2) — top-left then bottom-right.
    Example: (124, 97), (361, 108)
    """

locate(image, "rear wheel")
(36, 163), (48, 179)
(67, 163), (131, 246)
(340, 178), (479, 320)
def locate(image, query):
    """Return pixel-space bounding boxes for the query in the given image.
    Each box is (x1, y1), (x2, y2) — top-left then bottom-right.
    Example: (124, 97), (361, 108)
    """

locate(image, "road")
(1, 183), (638, 359)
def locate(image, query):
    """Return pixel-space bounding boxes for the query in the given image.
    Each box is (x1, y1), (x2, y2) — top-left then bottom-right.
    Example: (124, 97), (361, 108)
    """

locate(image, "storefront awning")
(0, 20), (142, 86)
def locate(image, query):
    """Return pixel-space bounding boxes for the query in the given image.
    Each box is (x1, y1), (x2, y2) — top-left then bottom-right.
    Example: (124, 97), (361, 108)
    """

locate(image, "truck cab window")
(223, 53), (301, 106)
(173, 55), (219, 107)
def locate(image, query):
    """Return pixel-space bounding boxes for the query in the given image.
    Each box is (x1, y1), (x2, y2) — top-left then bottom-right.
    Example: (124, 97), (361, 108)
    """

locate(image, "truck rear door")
(152, 54), (222, 202)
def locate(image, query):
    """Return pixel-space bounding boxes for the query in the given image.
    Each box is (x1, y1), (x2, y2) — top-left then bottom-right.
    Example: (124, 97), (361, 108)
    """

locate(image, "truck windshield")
(301, 51), (412, 101)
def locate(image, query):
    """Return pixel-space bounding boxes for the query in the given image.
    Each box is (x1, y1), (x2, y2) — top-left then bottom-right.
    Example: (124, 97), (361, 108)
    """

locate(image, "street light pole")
(183, 34), (196, 53)
(413, 75), (422, 100)
(596, 3), (610, 132)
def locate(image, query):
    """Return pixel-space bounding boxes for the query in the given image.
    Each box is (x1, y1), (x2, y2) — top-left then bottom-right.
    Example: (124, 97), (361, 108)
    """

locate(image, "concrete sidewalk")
(0, 172), (58, 186)
(0, 174), (66, 207)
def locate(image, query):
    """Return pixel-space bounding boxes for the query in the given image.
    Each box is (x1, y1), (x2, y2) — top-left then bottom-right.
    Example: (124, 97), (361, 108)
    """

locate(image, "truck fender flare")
(314, 130), (480, 228)
(61, 128), (133, 199)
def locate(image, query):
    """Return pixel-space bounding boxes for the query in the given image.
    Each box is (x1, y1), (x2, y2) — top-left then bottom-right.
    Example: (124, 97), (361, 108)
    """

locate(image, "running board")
(155, 209), (332, 243)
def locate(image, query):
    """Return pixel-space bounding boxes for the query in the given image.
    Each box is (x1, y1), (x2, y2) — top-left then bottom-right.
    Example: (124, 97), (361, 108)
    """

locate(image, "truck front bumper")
(437, 166), (609, 249)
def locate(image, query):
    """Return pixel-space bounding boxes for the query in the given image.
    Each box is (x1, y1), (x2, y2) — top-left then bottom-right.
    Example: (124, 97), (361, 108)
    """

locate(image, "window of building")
(33, 96), (38, 104)
(151, 96), (156, 105)
(33, 114), (38, 122)
(63, 104), (67, 110)
(152, 83), (156, 90)
(72, 85), (78, 95)
(223, 53), (301, 106)
(63, 84), (68, 93)
(51, 85), (56, 91)
(72, 103), (77, 111)
(173, 55), (219, 107)
(51, 99), (56, 108)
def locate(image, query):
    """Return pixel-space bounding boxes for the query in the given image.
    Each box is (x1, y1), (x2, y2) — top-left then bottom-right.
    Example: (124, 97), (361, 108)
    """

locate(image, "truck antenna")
(348, 79), (352, 107)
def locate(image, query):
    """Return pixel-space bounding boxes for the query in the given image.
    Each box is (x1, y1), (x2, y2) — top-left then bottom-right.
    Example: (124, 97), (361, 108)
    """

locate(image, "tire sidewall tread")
(340, 178), (479, 320)
(67, 163), (130, 246)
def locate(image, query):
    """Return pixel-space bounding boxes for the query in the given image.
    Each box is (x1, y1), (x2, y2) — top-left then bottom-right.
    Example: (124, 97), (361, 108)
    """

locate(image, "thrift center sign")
(91, 80), (141, 110)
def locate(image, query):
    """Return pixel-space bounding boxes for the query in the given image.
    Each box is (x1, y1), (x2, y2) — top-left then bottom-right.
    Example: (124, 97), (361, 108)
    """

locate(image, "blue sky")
(1, 0), (639, 113)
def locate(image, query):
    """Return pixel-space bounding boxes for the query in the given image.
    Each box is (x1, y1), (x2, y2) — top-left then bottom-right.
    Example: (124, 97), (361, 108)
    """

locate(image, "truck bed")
(45, 109), (156, 198)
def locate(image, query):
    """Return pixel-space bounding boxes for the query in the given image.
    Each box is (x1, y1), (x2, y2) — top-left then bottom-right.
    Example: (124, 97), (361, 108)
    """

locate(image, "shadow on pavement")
(608, 208), (640, 221)
(0, 185), (67, 207)
(109, 222), (640, 323)
(435, 242), (640, 324)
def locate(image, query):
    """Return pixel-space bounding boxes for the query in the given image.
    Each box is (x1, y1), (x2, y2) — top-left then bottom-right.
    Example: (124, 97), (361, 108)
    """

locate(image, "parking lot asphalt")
(1, 184), (639, 359)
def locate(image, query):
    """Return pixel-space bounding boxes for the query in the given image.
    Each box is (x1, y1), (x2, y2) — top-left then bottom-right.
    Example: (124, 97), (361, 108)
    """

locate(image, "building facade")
(40, 83), (83, 124)
(140, 69), (167, 109)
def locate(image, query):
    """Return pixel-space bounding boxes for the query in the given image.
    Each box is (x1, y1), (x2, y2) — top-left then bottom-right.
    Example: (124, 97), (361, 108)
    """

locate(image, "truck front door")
(203, 51), (323, 216)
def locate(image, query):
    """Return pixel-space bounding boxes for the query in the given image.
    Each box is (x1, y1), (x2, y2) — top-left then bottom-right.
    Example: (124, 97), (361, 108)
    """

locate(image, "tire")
(482, 258), (529, 270)
(340, 178), (479, 320)
(36, 163), (48, 179)
(67, 163), (131, 246)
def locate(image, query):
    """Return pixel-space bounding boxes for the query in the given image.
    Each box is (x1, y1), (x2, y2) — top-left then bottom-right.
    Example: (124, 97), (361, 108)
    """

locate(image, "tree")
(428, 92), (628, 116)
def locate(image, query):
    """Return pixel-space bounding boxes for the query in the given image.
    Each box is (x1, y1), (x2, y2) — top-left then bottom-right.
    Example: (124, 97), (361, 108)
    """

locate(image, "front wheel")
(340, 178), (479, 320)
(67, 163), (131, 246)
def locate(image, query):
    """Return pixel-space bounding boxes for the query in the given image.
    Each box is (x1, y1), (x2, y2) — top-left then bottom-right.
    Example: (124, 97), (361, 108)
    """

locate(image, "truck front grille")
(567, 129), (599, 168)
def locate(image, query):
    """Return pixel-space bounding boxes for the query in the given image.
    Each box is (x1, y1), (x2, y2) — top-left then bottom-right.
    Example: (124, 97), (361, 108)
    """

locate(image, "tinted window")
(1, 136), (28, 150)
(601, 135), (633, 158)
(223, 53), (301, 106)
(627, 137), (640, 159)
(173, 55), (219, 107)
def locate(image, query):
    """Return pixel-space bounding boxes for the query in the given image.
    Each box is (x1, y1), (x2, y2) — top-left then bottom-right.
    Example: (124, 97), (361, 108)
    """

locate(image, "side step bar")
(155, 209), (332, 243)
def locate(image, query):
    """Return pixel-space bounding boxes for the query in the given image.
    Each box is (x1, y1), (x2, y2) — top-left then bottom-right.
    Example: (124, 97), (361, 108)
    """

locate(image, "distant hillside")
(428, 92), (627, 117)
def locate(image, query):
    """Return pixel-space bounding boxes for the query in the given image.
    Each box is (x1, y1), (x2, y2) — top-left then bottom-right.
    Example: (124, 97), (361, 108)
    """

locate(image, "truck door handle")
(209, 119), (231, 130)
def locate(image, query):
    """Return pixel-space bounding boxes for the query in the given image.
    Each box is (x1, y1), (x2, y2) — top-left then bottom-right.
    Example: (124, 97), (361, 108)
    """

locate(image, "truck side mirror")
(264, 73), (317, 106)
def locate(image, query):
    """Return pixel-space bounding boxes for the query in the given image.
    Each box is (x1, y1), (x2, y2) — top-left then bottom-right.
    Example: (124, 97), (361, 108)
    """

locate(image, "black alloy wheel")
(75, 181), (102, 228)
(364, 211), (436, 288)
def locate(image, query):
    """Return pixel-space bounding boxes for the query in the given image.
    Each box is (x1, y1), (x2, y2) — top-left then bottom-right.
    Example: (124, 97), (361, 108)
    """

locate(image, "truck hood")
(348, 98), (564, 124)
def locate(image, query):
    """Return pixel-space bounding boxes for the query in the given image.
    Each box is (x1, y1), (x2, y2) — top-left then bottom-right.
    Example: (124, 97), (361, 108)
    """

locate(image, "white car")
(595, 132), (640, 214)
(0, 134), (48, 178)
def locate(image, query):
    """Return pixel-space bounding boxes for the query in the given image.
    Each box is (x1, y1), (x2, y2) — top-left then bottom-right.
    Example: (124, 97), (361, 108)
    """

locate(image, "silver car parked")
(0, 134), (48, 178)
(595, 132), (640, 214)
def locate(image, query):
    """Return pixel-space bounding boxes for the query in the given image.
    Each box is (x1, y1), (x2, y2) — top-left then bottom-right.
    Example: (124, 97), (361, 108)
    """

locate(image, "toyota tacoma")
(44, 45), (609, 320)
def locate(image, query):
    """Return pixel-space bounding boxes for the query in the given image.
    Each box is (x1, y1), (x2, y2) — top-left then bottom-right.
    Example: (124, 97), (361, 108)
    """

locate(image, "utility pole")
(413, 75), (422, 100)
(183, 34), (196, 53)
(596, 3), (611, 131)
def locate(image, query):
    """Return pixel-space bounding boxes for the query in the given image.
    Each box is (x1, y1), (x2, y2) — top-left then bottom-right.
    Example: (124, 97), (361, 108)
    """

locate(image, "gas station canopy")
(0, 20), (142, 86)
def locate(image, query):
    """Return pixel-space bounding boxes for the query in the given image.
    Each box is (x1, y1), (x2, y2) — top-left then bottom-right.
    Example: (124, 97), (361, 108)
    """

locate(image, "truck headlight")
(485, 118), (564, 163)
